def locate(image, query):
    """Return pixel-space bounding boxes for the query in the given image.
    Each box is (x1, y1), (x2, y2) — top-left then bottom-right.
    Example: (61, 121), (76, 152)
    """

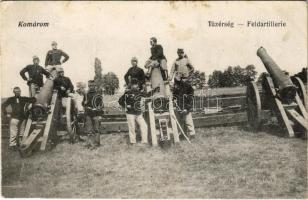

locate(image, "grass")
(1, 125), (307, 198)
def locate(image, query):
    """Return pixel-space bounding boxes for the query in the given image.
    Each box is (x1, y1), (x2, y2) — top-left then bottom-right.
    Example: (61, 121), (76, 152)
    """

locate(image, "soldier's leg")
(9, 118), (19, 147)
(84, 115), (94, 147)
(126, 114), (137, 144)
(136, 114), (148, 144)
(29, 84), (36, 97)
(93, 116), (101, 146)
(184, 112), (195, 136)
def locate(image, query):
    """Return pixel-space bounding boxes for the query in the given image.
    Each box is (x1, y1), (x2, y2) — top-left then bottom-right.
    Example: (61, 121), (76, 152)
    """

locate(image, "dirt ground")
(1, 125), (307, 198)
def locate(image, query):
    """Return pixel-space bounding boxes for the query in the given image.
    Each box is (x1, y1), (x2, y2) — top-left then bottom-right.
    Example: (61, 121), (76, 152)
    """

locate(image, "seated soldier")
(54, 67), (74, 99)
(82, 80), (103, 149)
(173, 79), (196, 139)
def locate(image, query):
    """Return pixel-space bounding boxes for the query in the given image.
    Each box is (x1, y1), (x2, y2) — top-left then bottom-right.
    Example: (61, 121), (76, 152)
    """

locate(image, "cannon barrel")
(32, 70), (58, 117)
(257, 47), (297, 101)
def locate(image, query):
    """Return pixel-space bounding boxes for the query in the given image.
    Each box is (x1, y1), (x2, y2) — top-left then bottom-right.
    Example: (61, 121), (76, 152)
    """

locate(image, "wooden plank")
(295, 94), (308, 119)
(148, 102), (157, 146)
(22, 118), (32, 143)
(286, 109), (308, 130)
(40, 92), (58, 151)
(165, 82), (179, 143)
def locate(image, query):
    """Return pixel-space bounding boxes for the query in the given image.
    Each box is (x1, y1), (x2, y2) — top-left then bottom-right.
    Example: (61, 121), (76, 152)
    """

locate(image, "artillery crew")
(124, 57), (146, 90)
(2, 87), (36, 150)
(45, 41), (69, 71)
(20, 56), (51, 97)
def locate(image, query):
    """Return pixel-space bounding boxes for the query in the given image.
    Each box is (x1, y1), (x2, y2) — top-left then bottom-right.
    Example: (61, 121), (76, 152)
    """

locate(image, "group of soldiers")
(119, 37), (196, 147)
(2, 37), (196, 151)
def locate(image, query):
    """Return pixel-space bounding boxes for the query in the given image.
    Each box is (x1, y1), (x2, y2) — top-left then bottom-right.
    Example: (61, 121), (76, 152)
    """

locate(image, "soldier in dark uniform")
(124, 57), (146, 90)
(144, 37), (168, 96)
(2, 87), (36, 150)
(82, 80), (103, 149)
(53, 67), (74, 98)
(45, 41), (69, 71)
(20, 56), (50, 97)
(173, 79), (196, 139)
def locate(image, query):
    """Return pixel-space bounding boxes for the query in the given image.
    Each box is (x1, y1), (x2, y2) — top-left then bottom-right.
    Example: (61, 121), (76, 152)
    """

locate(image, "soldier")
(20, 56), (50, 97)
(173, 79), (196, 139)
(124, 57), (146, 90)
(118, 78), (149, 146)
(53, 67), (74, 99)
(45, 41), (69, 71)
(2, 87), (36, 150)
(169, 48), (194, 84)
(82, 80), (103, 149)
(144, 37), (168, 96)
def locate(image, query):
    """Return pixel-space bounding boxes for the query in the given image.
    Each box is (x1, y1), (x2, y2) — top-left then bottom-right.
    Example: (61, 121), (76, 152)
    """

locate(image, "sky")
(1, 1), (307, 97)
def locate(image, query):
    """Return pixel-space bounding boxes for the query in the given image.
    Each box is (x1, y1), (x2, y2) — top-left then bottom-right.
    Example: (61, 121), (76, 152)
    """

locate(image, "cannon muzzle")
(257, 47), (297, 102)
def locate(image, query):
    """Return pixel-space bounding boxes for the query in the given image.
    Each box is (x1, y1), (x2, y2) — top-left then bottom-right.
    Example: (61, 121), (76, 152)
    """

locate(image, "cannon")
(246, 47), (308, 137)
(18, 69), (79, 157)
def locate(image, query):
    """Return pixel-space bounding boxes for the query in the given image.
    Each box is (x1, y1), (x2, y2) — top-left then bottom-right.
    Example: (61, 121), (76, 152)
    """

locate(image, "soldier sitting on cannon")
(82, 80), (103, 149)
(54, 67), (74, 99)
(20, 56), (50, 97)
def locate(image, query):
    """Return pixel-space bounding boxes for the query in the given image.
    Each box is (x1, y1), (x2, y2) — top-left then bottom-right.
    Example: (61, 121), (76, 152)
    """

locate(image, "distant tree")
(102, 72), (119, 95)
(190, 70), (206, 89)
(208, 70), (224, 88)
(208, 65), (258, 88)
(93, 57), (104, 92)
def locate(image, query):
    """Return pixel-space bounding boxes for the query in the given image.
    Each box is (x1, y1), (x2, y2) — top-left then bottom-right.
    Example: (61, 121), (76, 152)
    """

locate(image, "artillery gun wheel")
(246, 81), (262, 131)
(66, 97), (78, 144)
(292, 77), (308, 111)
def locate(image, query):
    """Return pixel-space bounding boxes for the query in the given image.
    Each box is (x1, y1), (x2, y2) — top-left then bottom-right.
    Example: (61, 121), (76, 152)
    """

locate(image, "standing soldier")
(45, 41), (69, 71)
(124, 57), (146, 90)
(82, 80), (103, 149)
(118, 78), (150, 146)
(173, 80), (196, 139)
(169, 48), (194, 84)
(2, 87), (36, 150)
(144, 37), (168, 95)
(20, 56), (50, 97)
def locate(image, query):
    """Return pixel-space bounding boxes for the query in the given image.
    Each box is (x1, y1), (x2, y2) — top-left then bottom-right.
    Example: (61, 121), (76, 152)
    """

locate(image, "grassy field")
(1, 125), (307, 198)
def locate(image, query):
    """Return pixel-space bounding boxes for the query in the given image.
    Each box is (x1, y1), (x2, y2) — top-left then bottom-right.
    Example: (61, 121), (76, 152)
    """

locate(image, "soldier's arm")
(20, 66), (29, 81)
(61, 50), (69, 64)
(1, 98), (12, 115)
(187, 58), (194, 73)
(41, 66), (51, 78)
(67, 78), (74, 92)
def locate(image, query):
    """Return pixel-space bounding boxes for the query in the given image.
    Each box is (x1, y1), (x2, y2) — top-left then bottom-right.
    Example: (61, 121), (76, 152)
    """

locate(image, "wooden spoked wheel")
(246, 81), (262, 131)
(66, 97), (78, 144)
(292, 77), (308, 111)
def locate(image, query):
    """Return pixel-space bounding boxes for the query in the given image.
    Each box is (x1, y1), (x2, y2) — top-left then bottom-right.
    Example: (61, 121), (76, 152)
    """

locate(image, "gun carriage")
(246, 47), (308, 137)
(18, 70), (82, 157)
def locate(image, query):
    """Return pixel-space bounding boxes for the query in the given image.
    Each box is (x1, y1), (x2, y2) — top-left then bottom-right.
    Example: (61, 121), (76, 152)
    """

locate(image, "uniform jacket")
(170, 55), (194, 80)
(2, 96), (36, 120)
(118, 89), (144, 115)
(124, 66), (146, 88)
(54, 76), (74, 98)
(45, 49), (69, 66)
(20, 64), (50, 87)
(82, 90), (103, 117)
(150, 44), (166, 61)
(173, 81), (194, 112)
